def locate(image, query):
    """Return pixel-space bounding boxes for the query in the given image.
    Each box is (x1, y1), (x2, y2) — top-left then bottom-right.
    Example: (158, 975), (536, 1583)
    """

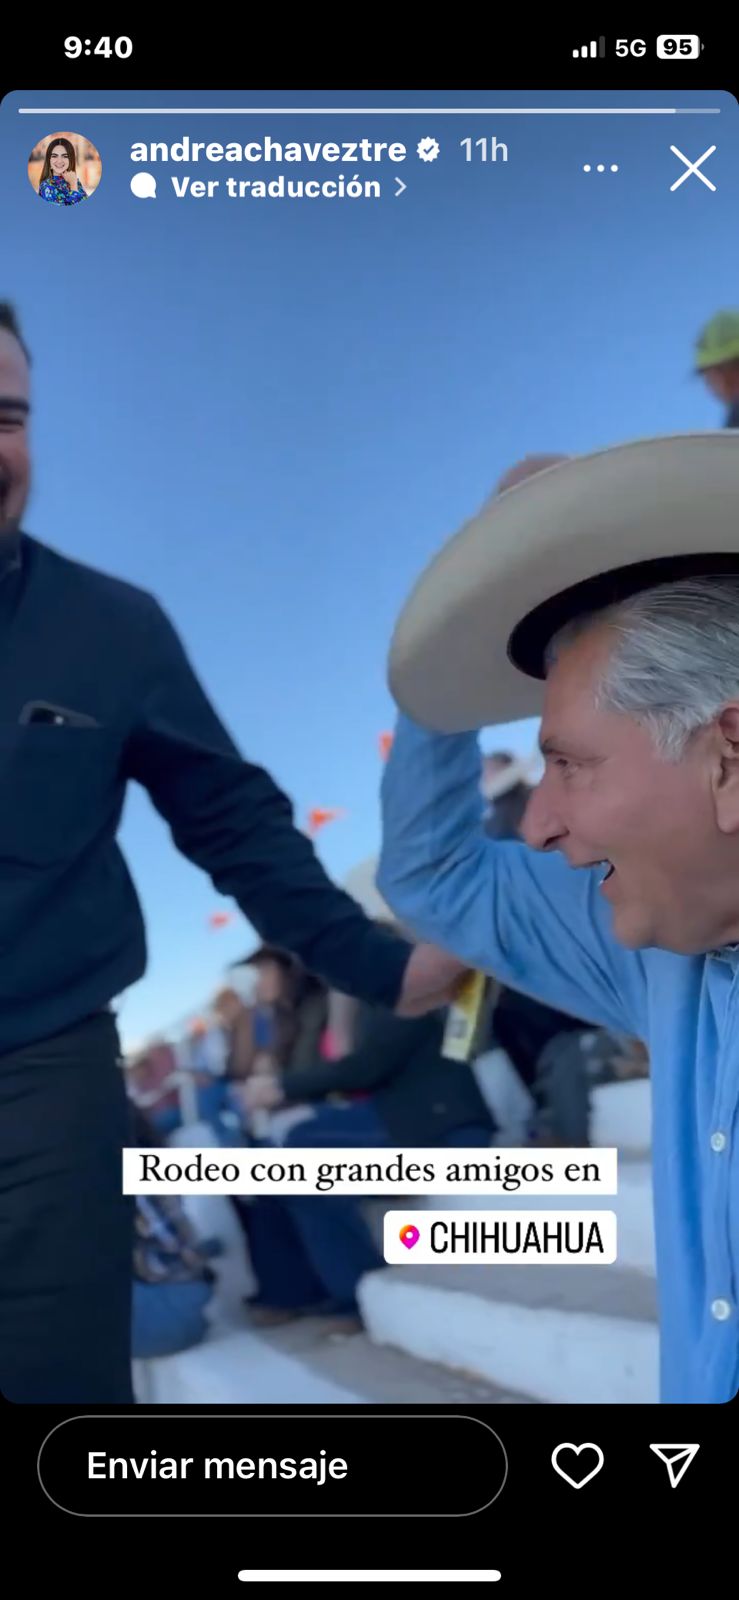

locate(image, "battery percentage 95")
(656, 35), (703, 58)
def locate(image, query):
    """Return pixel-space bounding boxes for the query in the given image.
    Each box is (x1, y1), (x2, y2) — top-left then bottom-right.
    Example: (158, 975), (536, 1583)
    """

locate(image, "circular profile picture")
(28, 132), (102, 207)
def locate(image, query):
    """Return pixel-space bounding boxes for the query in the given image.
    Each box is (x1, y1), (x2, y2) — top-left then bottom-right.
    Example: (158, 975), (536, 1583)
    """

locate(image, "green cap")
(695, 310), (739, 371)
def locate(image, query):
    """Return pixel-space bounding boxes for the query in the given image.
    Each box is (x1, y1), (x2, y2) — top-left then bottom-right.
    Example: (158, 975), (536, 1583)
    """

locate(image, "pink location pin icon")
(399, 1224), (420, 1250)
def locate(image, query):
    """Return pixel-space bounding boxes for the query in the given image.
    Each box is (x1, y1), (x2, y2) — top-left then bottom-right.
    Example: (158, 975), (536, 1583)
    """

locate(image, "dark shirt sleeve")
(124, 598), (410, 1008)
(280, 1010), (434, 1102)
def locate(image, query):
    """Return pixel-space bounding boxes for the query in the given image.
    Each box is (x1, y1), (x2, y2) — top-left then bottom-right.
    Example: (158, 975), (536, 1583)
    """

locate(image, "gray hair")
(544, 576), (739, 761)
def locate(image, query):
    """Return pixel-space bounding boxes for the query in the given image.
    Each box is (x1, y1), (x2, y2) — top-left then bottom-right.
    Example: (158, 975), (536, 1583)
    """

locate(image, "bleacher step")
(359, 1264), (659, 1404)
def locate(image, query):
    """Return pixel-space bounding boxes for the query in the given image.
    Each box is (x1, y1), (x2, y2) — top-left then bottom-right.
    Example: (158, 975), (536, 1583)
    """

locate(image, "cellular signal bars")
(573, 38), (606, 58)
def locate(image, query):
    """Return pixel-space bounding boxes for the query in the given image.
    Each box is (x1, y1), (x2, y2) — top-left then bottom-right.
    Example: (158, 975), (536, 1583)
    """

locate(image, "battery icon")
(656, 34), (702, 58)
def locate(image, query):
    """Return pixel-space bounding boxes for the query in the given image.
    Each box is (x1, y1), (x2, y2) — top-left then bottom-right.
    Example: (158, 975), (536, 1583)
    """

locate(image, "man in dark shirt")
(0, 302), (465, 1402)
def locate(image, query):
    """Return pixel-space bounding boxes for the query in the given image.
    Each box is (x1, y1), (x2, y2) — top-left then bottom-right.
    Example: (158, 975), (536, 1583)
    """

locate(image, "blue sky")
(2, 86), (738, 1045)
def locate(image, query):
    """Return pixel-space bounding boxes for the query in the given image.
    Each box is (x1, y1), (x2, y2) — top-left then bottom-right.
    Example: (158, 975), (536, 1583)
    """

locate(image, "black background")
(4, 1396), (729, 1587)
(1, 20), (736, 1594)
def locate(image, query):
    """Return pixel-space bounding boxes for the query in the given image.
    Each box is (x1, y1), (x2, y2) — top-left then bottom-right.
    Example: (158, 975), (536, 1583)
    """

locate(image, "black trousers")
(0, 1011), (135, 1403)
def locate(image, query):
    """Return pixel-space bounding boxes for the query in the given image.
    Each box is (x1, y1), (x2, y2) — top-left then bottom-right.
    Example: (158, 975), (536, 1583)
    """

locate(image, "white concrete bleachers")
(358, 1079), (657, 1403)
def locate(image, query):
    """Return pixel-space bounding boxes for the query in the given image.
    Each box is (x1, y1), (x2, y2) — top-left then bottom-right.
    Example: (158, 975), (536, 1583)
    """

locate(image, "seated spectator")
(234, 933), (494, 1331)
(211, 982), (260, 1143)
(532, 1029), (650, 1146)
(481, 750), (534, 840)
(321, 989), (359, 1062)
(131, 1111), (217, 1360)
(217, 948), (329, 1078)
(212, 982), (256, 1082)
(132, 1198), (216, 1359)
(491, 983), (590, 1140)
(217, 946), (330, 1139)
(172, 1015), (230, 1129)
(126, 1035), (182, 1137)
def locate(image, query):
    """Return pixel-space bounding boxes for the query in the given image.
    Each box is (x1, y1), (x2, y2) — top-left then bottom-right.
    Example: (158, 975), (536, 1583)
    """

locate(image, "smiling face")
(50, 144), (71, 175)
(520, 620), (739, 954)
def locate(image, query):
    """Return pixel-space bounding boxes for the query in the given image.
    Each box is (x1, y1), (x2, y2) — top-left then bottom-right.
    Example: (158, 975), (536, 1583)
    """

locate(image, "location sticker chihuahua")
(399, 1224), (420, 1250)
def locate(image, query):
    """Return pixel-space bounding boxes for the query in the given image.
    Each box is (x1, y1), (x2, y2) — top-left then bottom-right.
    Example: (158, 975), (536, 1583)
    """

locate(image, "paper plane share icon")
(649, 1444), (700, 1487)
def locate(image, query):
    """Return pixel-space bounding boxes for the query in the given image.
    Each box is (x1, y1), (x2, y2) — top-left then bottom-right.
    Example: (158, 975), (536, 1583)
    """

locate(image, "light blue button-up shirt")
(378, 714), (739, 1404)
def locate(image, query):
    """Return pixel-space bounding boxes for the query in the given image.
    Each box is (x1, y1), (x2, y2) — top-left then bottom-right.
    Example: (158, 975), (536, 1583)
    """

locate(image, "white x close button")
(670, 145), (717, 192)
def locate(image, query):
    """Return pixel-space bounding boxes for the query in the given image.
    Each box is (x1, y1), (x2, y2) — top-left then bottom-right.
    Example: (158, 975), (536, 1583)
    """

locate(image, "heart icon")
(551, 1443), (604, 1489)
(399, 1224), (420, 1250)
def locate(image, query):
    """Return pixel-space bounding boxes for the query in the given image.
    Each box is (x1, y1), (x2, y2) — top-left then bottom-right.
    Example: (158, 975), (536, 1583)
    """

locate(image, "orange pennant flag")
(208, 911), (234, 930)
(307, 807), (346, 838)
(379, 732), (394, 761)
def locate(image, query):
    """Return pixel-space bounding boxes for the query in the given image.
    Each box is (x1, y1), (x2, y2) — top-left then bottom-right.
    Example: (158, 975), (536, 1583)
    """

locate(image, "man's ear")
(712, 705), (739, 832)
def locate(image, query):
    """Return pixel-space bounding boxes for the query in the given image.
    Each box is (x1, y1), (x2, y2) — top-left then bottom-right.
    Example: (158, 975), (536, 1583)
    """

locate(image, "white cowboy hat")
(388, 431), (739, 732)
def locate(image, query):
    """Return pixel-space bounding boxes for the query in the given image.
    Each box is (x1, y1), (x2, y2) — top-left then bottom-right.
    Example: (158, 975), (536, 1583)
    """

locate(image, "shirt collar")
(710, 942), (739, 964)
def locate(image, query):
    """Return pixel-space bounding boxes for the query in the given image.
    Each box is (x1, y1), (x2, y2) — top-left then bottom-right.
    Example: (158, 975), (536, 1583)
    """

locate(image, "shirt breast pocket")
(0, 725), (119, 870)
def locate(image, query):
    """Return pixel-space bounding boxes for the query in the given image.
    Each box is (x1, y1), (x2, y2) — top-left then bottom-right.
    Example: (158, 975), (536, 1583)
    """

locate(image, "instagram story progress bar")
(237, 1574), (502, 1585)
(573, 37), (606, 58)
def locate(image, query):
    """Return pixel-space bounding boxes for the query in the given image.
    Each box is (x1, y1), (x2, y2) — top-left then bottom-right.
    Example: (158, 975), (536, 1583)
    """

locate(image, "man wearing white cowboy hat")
(379, 432), (739, 1404)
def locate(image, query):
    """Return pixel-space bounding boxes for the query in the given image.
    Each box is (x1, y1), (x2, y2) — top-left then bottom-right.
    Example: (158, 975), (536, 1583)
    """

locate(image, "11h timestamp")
(460, 138), (509, 162)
